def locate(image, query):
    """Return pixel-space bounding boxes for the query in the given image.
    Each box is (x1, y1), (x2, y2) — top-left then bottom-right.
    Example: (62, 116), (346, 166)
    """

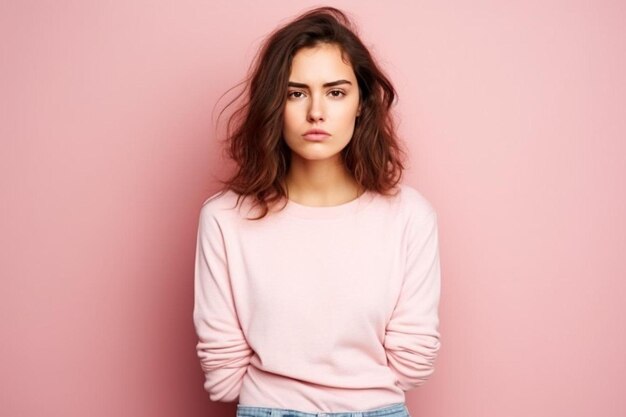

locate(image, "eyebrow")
(287, 79), (353, 89)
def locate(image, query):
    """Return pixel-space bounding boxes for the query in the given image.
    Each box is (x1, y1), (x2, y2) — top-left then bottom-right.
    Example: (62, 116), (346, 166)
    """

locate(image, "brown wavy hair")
(213, 6), (407, 220)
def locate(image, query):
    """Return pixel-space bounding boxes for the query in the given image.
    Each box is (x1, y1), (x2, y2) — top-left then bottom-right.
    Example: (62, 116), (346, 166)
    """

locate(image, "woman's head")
(216, 6), (406, 220)
(283, 42), (361, 167)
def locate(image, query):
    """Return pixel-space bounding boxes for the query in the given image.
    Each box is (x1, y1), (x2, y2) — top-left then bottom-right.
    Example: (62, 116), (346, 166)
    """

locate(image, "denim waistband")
(236, 401), (408, 417)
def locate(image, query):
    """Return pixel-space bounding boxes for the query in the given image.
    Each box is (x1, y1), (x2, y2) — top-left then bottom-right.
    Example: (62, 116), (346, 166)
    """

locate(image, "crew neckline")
(281, 189), (374, 220)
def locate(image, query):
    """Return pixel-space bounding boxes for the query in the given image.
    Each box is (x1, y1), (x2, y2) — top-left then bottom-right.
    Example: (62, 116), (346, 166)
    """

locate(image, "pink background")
(1, 1), (625, 416)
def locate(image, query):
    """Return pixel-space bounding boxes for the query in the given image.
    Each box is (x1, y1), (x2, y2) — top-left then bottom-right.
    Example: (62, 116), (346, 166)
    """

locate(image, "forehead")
(289, 43), (356, 82)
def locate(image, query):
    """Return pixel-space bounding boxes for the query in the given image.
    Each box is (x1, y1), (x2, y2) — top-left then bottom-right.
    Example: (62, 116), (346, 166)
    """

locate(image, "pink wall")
(1, 1), (625, 416)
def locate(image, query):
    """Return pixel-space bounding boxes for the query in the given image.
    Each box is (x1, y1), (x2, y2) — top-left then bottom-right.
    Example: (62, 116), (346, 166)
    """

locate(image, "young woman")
(193, 7), (441, 417)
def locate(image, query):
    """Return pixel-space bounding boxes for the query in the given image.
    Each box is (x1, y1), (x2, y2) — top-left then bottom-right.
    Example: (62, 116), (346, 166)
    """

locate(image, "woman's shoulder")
(394, 183), (437, 222)
(199, 188), (247, 221)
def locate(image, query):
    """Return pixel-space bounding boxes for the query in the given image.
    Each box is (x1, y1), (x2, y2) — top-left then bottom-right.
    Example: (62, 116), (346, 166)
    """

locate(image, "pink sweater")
(193, 183), (441, 413)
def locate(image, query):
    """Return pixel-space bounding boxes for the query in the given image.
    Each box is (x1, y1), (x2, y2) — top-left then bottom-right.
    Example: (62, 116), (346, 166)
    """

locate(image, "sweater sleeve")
(384, 210), (442, 391)
(193, 204), (253, 402)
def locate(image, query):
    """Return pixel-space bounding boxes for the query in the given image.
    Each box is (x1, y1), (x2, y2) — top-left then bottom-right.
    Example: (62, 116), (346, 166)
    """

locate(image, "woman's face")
(282, 43), (361, 165)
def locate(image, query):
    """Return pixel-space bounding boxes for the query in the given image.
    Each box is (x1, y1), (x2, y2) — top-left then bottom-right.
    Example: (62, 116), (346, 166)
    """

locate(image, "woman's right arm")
(193, 204), (253, 402)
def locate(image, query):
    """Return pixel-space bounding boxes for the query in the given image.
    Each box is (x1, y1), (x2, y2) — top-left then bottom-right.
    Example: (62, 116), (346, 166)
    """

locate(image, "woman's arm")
(193, 204), (253, 402)
(384, 210), (442, 391)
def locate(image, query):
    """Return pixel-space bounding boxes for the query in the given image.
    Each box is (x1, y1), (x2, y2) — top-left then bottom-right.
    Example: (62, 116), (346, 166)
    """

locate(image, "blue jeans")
(236, 401), (411, 417)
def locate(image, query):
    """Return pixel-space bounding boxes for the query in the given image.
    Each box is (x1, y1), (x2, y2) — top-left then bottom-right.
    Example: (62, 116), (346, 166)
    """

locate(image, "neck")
(284, 154), (362, 207)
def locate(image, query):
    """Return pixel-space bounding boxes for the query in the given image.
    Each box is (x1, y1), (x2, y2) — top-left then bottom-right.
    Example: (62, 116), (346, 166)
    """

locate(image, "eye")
(288, 91), (305, 99)
(329, 89), (346, 98)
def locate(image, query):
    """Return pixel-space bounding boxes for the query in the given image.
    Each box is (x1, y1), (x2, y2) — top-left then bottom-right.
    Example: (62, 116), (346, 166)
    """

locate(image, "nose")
(307, 94), (325, 122)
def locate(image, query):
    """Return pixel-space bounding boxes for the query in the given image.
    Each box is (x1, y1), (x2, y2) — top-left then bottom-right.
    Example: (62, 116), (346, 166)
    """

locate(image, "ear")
(356, 103), (362, 117)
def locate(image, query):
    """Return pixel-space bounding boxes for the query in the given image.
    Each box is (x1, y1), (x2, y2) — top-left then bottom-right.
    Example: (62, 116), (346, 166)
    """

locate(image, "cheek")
(283, 106), (299, 130)
(336, 105), (359, 126)
(337, 98), (359, 116)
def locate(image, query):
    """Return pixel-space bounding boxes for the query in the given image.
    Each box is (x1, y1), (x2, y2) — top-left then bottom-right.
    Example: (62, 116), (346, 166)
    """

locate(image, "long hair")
(213, 6), (407, 220)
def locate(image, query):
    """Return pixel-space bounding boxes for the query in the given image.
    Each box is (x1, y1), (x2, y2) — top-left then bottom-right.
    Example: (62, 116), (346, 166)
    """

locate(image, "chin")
(290, 148), (341, 161)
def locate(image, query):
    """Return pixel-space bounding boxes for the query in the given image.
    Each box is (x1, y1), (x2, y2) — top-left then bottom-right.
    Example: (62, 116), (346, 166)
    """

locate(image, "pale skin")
(282, 42), (364, 207)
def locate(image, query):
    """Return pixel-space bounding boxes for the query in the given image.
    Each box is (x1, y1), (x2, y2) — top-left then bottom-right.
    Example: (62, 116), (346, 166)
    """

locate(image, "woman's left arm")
(384, 210), (442, 391)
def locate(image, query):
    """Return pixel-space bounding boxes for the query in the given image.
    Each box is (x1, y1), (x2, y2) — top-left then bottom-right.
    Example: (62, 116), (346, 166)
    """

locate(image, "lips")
(302, 128), (330, 141)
